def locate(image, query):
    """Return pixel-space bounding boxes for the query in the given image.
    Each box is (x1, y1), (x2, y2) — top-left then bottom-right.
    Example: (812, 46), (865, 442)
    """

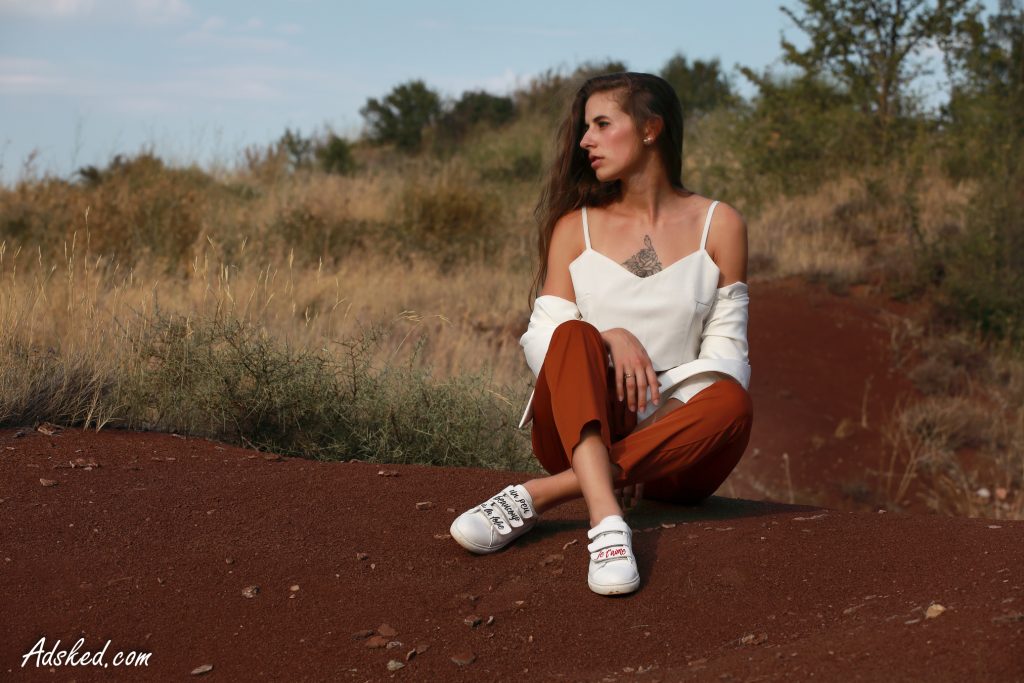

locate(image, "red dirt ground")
(2, 276), (1022, 681)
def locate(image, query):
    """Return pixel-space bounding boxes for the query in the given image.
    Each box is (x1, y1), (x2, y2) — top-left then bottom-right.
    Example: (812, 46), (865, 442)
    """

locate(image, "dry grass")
(748, 159), (973, 290)
(0, 124), (1020, 513)
(879, 323), (1024, 520)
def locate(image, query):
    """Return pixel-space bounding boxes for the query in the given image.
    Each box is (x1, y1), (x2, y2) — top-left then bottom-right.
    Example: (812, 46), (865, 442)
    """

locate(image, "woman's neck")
(614, 171), (683, 227)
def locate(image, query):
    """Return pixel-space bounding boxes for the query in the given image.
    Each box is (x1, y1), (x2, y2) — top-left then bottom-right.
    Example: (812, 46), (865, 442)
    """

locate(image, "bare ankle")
(521, 480), (548, 514)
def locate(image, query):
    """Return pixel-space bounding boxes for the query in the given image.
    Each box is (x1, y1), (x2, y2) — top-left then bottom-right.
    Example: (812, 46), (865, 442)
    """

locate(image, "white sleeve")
(519, 295), (584, 378)
(665, 281), (750, 404)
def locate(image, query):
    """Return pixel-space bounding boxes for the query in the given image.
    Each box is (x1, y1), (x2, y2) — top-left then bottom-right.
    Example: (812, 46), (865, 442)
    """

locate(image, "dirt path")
(4, 276), (1021, 680)
(731, 276), (925, 511)
(2, 426), (1022, 681)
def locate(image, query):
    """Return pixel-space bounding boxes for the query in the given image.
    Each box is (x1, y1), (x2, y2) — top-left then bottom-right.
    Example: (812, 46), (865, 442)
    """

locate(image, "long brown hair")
(528, 71), (692, 307)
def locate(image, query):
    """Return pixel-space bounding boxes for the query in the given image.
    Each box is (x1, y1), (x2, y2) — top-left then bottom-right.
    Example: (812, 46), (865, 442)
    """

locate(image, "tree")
(315, 134), (357, 175)
(779, 0), (975, 156)
(659, 53), (739, 115)
(939, 0), (1023, 179)
(929, 0), (1024, 343)
(434, 90), (517, 147)
(359, 79), (443, 152)
(278, 128), (314, 171)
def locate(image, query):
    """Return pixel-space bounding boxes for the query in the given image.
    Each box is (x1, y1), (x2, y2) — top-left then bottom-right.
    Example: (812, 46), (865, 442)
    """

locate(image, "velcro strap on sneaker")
(504, 484), (536, 520)
(479, 498), (514, 535)
(587, 531), (633, 563)
(589, 542), (633, 564)
(487, 491), (524, 528)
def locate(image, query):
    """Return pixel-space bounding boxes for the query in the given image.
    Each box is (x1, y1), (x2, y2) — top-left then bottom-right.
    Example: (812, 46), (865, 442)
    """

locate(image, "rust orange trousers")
(530, 319), (753, 504)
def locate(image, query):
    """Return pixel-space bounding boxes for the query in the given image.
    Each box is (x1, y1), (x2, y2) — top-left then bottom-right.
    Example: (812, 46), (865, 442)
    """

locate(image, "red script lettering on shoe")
(595, 548), (628, 560)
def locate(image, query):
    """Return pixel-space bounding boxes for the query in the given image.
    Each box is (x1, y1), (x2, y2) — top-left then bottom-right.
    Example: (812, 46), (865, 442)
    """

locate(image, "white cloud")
(467, 22), (579, 39)
(0, 0), (96, 18)
(242, 16), (262, 30)
(0, 0), (190, 23)
(432, 68), (534, 98)
(0, 56), (352, 113)
(129, 0), (191, 24)
(199, 15), (225, 32)
(179, 29), (290, 52)
(0, 56), (64, 92)
(276, 22), (301, 35)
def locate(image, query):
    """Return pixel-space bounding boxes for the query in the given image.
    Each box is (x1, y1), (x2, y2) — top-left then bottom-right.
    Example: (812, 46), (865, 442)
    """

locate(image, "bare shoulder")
(540, 207), (586, 299)
(707, 200), (748, 286)
(550, 207), (586, 256)
(710, 201), (747, 239)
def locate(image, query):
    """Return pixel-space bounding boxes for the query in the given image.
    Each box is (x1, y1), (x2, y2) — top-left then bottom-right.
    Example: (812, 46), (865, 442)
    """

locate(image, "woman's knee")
(552, 318), (599, 339)
(711, 379), (753, 427)
(550, 319), (602, 348)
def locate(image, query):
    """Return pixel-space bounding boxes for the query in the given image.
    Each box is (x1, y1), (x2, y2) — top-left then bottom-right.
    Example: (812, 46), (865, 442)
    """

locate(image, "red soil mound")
(2, 426), (1021, 681)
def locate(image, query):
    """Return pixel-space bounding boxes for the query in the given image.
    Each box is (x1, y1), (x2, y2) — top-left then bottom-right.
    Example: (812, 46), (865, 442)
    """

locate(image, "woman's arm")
(519, 210), (588, 378)
(707, 202), (748, 288)
(539, 210), (585, 300)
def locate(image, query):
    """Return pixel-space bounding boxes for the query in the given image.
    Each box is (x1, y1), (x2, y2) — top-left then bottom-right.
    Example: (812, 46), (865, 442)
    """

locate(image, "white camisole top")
(571, 200), (722, 375)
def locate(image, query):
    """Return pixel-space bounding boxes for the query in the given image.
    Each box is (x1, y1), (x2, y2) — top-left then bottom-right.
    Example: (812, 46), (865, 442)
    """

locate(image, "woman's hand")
(617, 482), (644, 511)
(600, 328), (661, 414)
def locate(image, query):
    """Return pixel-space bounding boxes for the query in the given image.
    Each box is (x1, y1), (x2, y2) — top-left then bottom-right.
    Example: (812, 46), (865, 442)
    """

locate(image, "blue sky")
(0, 0), (999, 184)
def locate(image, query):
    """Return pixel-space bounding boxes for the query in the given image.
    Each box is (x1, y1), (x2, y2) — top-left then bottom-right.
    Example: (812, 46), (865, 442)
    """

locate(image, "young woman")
(450, 72), (753, 596)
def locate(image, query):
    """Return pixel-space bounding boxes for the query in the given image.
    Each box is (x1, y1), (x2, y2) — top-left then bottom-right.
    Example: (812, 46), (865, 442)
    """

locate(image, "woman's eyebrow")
(585, 114), (610, 123)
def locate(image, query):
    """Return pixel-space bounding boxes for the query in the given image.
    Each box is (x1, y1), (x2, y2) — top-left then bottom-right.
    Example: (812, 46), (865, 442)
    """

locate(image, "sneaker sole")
(588, 575), (641, 595)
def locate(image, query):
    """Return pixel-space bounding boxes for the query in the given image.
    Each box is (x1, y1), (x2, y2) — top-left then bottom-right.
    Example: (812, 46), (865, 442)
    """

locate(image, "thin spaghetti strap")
(699, 200), (720, 252)
(582, 206), (592, 250)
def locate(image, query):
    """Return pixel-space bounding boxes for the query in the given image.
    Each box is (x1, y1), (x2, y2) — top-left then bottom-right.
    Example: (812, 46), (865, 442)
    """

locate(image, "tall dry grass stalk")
(878, 328), (1024, 520)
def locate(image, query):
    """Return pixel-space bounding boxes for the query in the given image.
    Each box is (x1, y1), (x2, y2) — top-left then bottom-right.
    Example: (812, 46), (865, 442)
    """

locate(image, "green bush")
(360, 79), (443, 152)
(121, 311), (533, 469)
(930, 180), (1024, 345)
(433, 90), (517, 152)
(316, 134), (357, 175)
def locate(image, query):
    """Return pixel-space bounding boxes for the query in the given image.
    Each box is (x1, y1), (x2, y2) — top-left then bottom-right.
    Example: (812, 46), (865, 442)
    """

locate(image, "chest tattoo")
(620, 235), (663, 277)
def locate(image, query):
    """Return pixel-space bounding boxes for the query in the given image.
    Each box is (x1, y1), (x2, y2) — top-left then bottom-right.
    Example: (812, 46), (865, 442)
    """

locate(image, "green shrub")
(931, 180), (1024, 345)
(121, 311), (533, 469)
(360, 79), (443, 152)
(316, 134), (357, 175)
(433, 90), (517, 152)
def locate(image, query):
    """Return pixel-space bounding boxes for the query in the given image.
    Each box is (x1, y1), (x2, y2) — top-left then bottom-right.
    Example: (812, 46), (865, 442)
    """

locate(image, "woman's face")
(579, 90), (644, 181)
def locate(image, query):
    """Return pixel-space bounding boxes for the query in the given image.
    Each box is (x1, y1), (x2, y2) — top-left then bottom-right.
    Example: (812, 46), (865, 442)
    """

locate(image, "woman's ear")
(644, 116), (664, 143)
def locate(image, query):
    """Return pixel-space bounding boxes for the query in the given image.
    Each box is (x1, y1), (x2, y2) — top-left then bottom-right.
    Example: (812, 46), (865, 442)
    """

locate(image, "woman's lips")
(590, 158), (603, 167)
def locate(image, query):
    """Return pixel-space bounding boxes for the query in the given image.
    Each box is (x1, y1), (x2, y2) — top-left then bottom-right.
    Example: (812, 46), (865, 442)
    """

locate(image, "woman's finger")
(636, 369), (649, 414)
(616, 362), (625, 403)
(624, 369), (637, 411)
(645, 363), (661, 407)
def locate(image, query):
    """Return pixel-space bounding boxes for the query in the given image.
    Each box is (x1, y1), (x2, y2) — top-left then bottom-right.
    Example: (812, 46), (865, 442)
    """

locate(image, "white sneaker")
(450, 484), (539, 554)
(587, 514), (640, 595)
